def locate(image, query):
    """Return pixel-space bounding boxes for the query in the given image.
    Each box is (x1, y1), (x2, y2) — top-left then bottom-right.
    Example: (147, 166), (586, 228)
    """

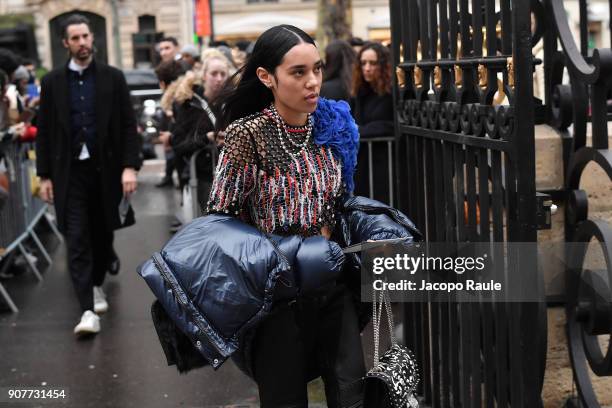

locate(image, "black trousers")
(252, 285), (366, 408)
(164, 149), (175, 180)
(64, 160), (114, 312)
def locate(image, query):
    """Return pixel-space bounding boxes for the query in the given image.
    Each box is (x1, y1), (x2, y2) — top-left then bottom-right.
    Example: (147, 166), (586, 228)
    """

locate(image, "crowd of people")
(152, 33), (396, 231)
(0, 49), (44, 278)
(0, 50), (40, 158)
(151, 38), (233, 232)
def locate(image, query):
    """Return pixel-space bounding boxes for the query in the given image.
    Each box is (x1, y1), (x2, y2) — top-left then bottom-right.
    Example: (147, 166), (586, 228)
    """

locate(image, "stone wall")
(28, 0), (191, 69)
(35, 0), (112, 68)
(20, 0), (393, 69)
(536, 122), (612, 299)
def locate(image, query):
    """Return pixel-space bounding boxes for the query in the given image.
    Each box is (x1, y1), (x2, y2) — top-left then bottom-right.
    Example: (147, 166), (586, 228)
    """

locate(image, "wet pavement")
(0, 162), (261, 408)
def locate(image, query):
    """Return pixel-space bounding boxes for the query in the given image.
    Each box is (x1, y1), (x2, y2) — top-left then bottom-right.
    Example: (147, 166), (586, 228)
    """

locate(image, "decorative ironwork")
(543, 0), (612, 406)
(390, 0), (546, 406)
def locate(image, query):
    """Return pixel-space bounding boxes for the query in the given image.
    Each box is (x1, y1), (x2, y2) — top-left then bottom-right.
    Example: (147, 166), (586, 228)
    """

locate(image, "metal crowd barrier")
(357, 136), (396, 207)
(182, 144), (218, 222)
(182, 137), (396, 222)
(189, 145), (217, 219)
(0, 141), (62, 313)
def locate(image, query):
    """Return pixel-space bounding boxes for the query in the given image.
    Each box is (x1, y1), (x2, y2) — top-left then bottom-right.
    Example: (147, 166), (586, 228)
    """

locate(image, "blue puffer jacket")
(137, 196), (421, 375)
(138, 214), (345, 369)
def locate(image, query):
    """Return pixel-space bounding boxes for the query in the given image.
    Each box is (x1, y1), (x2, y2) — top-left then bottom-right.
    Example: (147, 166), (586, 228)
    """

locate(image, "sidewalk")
(0, 162), (260, 407)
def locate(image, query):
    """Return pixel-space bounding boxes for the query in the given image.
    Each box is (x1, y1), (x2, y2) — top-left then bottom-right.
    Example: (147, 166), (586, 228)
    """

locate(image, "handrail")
(549, 0), (612, 84)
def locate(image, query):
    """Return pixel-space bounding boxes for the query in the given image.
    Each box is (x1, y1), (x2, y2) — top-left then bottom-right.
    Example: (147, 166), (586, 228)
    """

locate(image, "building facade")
(0, 0), (609, 70)
(212, 0), (390, 42)
(1, 0), (192, 69)
(1, 0), (392, 69)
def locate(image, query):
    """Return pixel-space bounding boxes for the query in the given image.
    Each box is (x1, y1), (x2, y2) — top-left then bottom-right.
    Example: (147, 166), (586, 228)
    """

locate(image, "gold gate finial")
(414, 40), (423, 88)
(454, 33), (463, 88)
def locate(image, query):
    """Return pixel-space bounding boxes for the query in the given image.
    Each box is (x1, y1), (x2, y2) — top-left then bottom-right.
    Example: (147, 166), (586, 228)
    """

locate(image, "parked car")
(123, 69), (163, 161)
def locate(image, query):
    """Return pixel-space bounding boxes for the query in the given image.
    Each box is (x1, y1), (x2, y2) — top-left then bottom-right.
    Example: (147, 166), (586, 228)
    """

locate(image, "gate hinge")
(536, 192), (555, 230)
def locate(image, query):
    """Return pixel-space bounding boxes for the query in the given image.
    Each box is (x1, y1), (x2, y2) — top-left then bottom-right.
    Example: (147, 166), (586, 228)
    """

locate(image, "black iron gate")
(389, 0), (546, 406)
(543, 0), (612, 406)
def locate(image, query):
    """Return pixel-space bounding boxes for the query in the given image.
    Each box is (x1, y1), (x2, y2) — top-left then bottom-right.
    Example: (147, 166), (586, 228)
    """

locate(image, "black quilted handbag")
(363, 288), (419, 408)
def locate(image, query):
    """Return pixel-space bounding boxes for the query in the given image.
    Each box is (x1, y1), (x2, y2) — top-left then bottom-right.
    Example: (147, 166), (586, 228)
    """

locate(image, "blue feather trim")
(312, 97), (360, 193)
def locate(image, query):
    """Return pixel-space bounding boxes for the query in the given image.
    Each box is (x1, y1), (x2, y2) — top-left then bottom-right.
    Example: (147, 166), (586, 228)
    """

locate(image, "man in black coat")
(35, 14), (139, 335)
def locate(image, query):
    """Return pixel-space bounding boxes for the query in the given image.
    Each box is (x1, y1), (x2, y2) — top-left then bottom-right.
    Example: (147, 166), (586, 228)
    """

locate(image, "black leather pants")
(252, 285), (365, 408)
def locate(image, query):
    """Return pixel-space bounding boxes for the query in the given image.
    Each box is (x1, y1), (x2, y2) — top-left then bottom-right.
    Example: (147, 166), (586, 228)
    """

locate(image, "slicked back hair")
(215, 25), (315, 129)
(61, 14), (92, 39)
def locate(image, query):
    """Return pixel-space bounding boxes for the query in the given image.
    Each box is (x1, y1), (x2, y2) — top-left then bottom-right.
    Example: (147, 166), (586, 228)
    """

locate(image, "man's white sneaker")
(93, 286), (108, 314)
(73, 310), (100, 335)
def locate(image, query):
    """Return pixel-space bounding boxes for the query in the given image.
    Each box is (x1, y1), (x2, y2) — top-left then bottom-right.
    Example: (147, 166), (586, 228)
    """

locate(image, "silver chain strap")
(372, 285), (396, 368)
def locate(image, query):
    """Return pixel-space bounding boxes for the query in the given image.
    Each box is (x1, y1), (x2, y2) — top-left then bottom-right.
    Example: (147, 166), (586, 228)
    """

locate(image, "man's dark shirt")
(67, 62), (96, 159)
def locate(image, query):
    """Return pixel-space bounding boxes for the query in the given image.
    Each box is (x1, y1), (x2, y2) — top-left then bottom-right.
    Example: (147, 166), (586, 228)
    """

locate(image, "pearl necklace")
(268, 104), (313, 157)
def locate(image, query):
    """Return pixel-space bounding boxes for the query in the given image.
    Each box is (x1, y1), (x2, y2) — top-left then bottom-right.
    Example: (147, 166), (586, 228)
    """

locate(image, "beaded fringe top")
(206, 112), (344, 237)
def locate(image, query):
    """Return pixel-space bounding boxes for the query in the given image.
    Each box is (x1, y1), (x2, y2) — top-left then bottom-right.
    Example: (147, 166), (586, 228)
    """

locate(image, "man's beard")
(73, 47), (93, 62)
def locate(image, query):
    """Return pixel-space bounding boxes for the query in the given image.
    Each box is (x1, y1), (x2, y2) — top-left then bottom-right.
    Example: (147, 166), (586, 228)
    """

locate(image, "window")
(138, 15), (156, 32)
(132, 15), (162, 68)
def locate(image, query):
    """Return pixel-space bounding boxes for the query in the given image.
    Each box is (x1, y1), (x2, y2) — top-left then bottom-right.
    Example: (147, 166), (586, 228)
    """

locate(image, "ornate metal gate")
(544, 0), (612, 406)
(389, 0), (546, 406)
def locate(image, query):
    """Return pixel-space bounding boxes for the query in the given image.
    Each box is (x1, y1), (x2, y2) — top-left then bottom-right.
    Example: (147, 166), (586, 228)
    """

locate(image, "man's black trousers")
(64, 160), (114, 312)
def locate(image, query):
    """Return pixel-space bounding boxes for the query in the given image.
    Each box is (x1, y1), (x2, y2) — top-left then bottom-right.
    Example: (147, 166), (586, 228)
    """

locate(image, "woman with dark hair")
(208, 25), (364, 407)
(351, 42), (394, 203)
(320, 39), (355, 102)
(351, 41), (393, 137)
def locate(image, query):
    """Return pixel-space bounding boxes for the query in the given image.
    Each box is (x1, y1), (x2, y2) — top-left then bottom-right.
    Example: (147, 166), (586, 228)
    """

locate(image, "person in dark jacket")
(320, 39), (355, 102)
(154, 59), (187, 188)
(351, 41), (394, 204)
(35, 14), (139, 335)
(207, 25), (364, 407)
(170, 50), (230, 204)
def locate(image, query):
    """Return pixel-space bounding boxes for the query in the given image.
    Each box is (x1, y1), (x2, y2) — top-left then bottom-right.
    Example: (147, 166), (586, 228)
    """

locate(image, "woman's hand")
(206, 131), (225, 147)
(39, 178), (54, 203)
(215, 131), (226, 146)
(122, 168), (138, 196)
(9, 122), (26, 139)
(158, 131), (171, 147)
